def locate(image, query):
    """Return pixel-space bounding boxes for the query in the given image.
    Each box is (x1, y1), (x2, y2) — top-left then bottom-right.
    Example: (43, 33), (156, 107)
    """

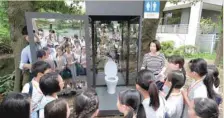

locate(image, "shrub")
(160, 40), (200, 58)
(160, 40), (175, 57)
(173, 45), (198, 57)
(0, 71), (14, 96)
(0, 38), (13, 54)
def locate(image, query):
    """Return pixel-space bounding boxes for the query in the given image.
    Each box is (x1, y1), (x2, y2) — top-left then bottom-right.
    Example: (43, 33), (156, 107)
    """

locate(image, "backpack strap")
(37, 109), (40, 118)
(180, 104), (185, 118)
(180, 94), (185, 118)
(54, 60), (57, 68)
(28, 82), (33, 97)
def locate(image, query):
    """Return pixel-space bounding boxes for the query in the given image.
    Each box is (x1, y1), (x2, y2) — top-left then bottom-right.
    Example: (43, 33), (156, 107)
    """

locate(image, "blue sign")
(144, 0), (160, 19)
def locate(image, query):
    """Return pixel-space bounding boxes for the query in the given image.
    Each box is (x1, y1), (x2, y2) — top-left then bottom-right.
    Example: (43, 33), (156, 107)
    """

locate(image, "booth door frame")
(25, 12), (93, 87)
(90, 17), (142, 87)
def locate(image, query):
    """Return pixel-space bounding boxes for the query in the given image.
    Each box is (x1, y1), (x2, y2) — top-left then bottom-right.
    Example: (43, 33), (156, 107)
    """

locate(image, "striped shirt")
(141, 53), (166, 75)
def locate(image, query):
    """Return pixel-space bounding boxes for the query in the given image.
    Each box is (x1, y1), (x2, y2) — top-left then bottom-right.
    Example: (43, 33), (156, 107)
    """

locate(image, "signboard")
(144, 0), (160, 19)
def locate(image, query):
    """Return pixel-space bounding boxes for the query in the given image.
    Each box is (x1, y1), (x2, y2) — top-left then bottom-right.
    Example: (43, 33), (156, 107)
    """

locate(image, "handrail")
(157, 24), (189, 34)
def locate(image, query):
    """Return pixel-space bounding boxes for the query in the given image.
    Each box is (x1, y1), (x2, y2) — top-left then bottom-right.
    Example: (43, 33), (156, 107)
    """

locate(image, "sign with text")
(144, 0), (160, 19)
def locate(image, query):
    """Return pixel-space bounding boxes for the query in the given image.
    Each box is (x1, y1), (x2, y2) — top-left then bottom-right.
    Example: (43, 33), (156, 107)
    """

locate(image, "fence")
(157, 24), (189, 34)
(197, 34), (219, 54)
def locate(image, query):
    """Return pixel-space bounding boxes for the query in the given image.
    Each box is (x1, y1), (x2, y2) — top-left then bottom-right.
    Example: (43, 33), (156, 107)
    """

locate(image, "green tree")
(215, 6), (223, 66)
(141, 0), (201, 56)
(0, 2), (12, 54)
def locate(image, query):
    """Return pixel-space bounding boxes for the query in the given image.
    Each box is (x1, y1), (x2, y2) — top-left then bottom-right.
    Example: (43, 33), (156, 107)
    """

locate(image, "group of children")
(0, 54), (221, 118)
(35, 30), (87, 87)
(116, 56), (221, 118)
(1, 27), (222, 118)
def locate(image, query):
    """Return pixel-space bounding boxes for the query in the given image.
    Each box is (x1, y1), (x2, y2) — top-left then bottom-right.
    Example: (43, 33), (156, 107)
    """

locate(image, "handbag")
(60, 67), (72, 79)
(75, 63), (85, 75)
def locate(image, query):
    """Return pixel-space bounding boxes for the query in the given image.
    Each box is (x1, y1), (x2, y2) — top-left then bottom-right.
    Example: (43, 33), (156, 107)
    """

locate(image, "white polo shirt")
(22, 79), (43, 111)
(142, 96), (166, 118)
(19, 45), (32, 70)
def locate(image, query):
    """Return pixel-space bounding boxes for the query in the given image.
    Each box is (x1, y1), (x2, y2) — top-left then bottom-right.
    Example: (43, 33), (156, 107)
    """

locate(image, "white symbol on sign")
(146, 2), (150, 11)
(153, 2), (157, 11)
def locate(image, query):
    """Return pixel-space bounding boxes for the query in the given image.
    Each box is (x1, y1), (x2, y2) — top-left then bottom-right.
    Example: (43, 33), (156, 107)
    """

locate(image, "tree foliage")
(0, 1), (12, 54)
(200, 17), (217, 34)
(0, 2), (9, 37)
(33, 0), (83, 14)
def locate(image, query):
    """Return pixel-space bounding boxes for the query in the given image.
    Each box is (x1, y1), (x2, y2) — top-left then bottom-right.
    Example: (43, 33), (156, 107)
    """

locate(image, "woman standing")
(79, 47), (87, 75)
(141, 40), (166, 82)
(64, 45), (77, 79)
(55, 48), (67, 73)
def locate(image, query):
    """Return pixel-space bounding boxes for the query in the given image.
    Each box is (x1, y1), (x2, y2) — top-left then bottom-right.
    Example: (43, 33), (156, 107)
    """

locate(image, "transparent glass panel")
(129, 23), (139, 85)
(93, 21), (127, 86)
(32, 18), (86, 87)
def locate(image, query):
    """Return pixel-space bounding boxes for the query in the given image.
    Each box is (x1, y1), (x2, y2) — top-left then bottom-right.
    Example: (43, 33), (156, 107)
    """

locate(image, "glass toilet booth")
(87, 15), (143, 116)
(89, 16), (142, 87)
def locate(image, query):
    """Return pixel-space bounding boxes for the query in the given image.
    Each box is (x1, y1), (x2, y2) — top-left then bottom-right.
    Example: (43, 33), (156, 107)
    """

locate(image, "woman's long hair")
(207, 64), (220, 88)
(118, 89), (141, 118)
(189, 58), (220, 101)
(72, 89), (99, 118)
(136, 69), (160, 110)
(165, 70), (185, 100)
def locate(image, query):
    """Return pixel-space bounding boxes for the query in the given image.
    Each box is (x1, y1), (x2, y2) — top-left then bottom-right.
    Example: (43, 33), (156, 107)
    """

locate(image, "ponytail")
(148, 81), (160, 110)
(125, 107), (135, 118)
(213, 76), (220, 88)
(203, 73), (218, 100)
(165, 84), (174, 100)
(136, 104), (146, 118)
(207, 64), (220, 88)
(165, 70), (185, 100)
(182, 67), (186, 84)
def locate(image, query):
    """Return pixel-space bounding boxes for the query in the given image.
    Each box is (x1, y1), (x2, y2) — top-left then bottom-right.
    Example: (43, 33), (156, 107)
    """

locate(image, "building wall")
(180, 8), (190, 24)
(203, 0), (223, 6)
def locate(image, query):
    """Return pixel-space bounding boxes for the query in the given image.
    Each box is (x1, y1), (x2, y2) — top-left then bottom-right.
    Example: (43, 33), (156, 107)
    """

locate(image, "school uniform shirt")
(80, 53), (86, 68)
(32, 96), (57, 118)
(45, 58), (56, 71)
(142, 96), (166, 118)
(40, 38), (47, 48)
(55, 56), (67, 72)
(19, 45), (32, 70)
(79, 39), (85, 47)
(37, 96), (57, 118)
(166, 92), (184, 118)
(21, 79), (43, 112)
(183, 76), (208, 118)
(49, 48), (57, 60)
